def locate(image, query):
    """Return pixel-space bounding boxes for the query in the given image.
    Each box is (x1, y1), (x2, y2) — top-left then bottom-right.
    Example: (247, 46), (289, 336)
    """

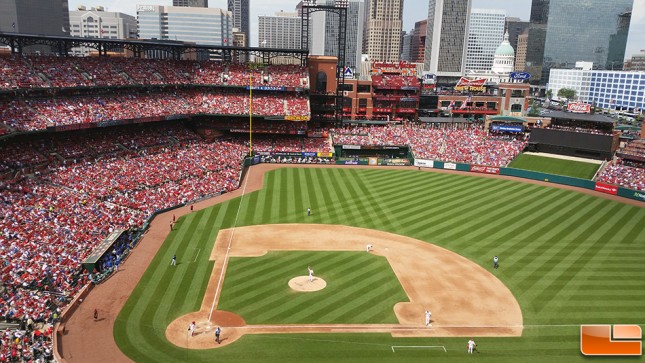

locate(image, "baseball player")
(493, 256), (499, 269)
(307, 207), (311, 216)
(467, 338), (477, 354)
(308, 266), (314, 282)
(366, 244), (373, 252)
(171, 254), (177, 266)
(215, 327), (221, 344)
(189, 321), (196, 337)
(425, 310), (432, 327)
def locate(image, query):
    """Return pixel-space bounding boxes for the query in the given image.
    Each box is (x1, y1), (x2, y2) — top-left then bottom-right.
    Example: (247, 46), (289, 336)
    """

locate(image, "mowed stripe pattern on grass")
(508, 153), (600, 179)
(115, 168), (645, 363)
(217, 251), (408, 324)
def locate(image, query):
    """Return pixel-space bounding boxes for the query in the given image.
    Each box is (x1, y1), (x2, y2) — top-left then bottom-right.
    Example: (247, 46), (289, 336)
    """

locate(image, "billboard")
(470, 165), (501, 174)
(454, 77), (486, 92)
(594, 182), (618, 195)
(509, 72), (531, 81)
(567, 102), (591, 114)
(444, 162), (457, 170)
(414, 159), (434, 168)
(491, 124), (524, 132)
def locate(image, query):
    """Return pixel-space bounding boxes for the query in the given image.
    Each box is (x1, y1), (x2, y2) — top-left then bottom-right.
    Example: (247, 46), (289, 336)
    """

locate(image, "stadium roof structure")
(546, 110), (616, 124)
(488, 116), (526, 123)
(419, 117), (472, 123)
(0, 32), (308, 64)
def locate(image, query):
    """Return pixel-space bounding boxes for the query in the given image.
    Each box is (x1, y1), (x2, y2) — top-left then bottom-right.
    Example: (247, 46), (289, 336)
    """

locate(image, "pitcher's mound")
(288, 276), (327, 292)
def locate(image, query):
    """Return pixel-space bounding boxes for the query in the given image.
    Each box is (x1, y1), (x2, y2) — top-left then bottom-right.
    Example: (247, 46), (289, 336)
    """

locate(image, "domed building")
(464, 32), (516, 84)
(491, 32), (515, 74)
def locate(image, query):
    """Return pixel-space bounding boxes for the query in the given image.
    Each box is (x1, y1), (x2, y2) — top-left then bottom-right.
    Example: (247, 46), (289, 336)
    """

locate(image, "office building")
(624, 50), (645, 71)
(410, 19), (427, 64)
(173, 0), (208, 7)
(69, 6), (137, 56)
(549, 68), (645, 112)
(228, 0), (249, 46)
(401, 29), (413, 61)
(308, 0), (365, 69)
(504, 18), (528, 55)
(363, 0), (403, 62)
(0, 0), (69, 36)
(137, 5), (231, 47)
(258, 11), (301, 49)
(515, 32), (528, 72)
(465, 9), (505, 72)
(424, 0), (472, 78)
(525, 0), (633, 84)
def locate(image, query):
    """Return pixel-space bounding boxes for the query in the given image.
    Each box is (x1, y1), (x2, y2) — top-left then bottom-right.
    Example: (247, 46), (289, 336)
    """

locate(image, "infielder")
(467, 338), (477, 354)
(425, 310), (432, 327)
(308, 266), (314, 282)
(188, 321), (196, 337)
(366, 244), (373, 252)
(215, 327), (221, 344)
(493, 256), (499, 269)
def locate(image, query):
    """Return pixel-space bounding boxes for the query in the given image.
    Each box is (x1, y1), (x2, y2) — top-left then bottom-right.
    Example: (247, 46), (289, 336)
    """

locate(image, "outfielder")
(425, 310), (432, 327)
(493, 256), (499, 269)
(467, 338), (477, 354)
(308, 266), (314, 282)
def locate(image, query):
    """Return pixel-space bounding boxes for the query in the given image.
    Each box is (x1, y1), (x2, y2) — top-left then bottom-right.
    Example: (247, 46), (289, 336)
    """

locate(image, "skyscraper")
(258, 11), (301, 49)
(363, 0), (404, 62)
(525, 0), (633, 84)
(228, 0), (249, 46)
(424, 0), (472, 78)
(465, 9), (505, 72)
(410, 19), (427, 64)
(308, 0), (365, 69)
(69, 6), (137, 56)
(0, 0), (69, 36)
(173, 0), (208, 7)
(137, 5), (231, 46)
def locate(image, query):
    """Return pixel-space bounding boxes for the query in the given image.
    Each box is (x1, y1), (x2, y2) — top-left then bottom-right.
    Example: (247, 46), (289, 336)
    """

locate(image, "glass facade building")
(424, 0), (472, 77)
(228, 0), (249, 45)
(465, 9), (505, 72)
(526, 0), (633, 84)
(137, 5), (232, 47)
(549, 68), (645, 112)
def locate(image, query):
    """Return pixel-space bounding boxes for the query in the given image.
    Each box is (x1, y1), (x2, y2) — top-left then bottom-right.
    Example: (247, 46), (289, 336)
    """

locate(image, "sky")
(69, 0), (644, 60)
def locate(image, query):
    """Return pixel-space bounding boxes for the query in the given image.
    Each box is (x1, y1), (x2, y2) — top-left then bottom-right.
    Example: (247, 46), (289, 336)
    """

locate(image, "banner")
(632, 191), (645, 202)
(384, 158), (410, 166)
(317, 152), (333, 158)
(342, 145), (361, 150)
(444, 162), (457, 170)
(285, 115), (310, 121)
(246, 86), (285, 91)
(567, 102), (591, 113)
(470, 165), (500, 174)
(368, 157), (378, 166)
(343, 160), (360, 165)
(414, 159), (434, 168)
(491, 124), (524, 132)
(594, 182), (618, 195)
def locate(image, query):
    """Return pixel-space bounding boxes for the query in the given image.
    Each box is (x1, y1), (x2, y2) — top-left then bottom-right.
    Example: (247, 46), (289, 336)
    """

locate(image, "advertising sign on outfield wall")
(414, 159), (434, 168)
(594, 182), (618, 195)
(632, 191), (645, 202)
(384, 159), (410, 166)
(470, 165), (501, 174)
(369, 158), (378, 166)
(444, 162), (457, 170)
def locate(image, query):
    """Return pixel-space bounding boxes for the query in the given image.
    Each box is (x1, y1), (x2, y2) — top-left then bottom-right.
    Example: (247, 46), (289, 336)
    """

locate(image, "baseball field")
(508, 154), (601, 179)
(67, 165), (645, 362)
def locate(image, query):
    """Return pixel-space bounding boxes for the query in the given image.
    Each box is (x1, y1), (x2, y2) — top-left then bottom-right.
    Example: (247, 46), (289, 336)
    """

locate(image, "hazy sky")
(69, 0), (644, 59)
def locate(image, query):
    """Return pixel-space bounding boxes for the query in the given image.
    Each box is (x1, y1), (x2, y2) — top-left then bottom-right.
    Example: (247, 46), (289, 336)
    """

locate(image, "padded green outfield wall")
(500, 168), (597, 189)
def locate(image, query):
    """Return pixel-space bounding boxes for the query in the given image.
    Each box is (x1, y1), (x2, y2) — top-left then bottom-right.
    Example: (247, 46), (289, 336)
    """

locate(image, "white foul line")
(208, 166), (251, 322)
(391, 346), (447, 353)
(193, 248), (201, 263)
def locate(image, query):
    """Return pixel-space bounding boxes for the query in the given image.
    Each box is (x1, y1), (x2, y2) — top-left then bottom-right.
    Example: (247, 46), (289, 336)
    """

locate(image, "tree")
(557, 88), (576, 101)
(546, 89), (553, 100)
(527, 99), (540, 117)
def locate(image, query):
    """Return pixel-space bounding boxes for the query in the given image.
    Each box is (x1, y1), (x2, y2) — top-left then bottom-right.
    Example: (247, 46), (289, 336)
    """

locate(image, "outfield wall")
(413, 159), (645, 203)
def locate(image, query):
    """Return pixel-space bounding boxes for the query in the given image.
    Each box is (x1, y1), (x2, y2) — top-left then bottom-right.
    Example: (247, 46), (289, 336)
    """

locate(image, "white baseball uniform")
(467, 339), (476, 354)
(308, 267), (314, 282)
(425, 310), (431, 326)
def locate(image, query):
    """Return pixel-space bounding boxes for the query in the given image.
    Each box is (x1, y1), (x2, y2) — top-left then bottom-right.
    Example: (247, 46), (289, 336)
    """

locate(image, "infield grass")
(508, 154), (600, 179)
(114, 167), (645, 362)
(218, 251), (408, 324)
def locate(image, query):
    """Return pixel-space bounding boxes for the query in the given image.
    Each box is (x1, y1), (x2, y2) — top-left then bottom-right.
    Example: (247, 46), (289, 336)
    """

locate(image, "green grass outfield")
(508, 154), (600, 179)
(114, 167), (645, 362)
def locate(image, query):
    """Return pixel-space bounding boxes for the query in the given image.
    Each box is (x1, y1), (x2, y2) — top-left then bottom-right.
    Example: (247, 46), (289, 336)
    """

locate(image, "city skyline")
(64, 0), (644, 60)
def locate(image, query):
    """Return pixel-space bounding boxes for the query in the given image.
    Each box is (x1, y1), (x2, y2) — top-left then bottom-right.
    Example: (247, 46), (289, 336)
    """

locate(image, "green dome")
(495, 32), (515, 56)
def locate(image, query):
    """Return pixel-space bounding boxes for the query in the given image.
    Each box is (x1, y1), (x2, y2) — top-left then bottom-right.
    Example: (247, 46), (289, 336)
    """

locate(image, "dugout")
(82, 229), (125, 273)
(527, 111), (618, 160)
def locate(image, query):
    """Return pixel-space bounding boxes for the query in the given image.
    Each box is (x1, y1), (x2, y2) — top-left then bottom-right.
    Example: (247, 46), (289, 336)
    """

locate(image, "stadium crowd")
(331, 124), (527, 167)
(1, 90), (310, 133)
(0, 55), (308, 90)
(596, 159), (645, 191)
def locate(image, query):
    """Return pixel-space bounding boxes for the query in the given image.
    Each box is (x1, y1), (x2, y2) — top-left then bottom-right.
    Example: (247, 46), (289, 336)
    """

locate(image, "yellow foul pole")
(249, 72), (253, 156)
